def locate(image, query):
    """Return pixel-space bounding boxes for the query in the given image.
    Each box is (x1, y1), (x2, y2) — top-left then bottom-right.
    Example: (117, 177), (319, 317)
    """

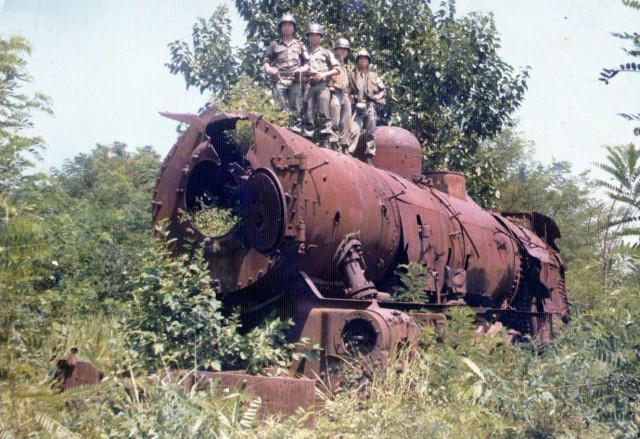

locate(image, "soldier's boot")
(289, 115), (303, 134)
(321, 134), (332, 149)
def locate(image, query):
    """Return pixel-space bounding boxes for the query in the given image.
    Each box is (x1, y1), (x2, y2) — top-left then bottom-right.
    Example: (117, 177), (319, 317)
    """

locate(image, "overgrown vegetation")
(2, 3), (640, 436)
(187, 198), (239, 237)
(393, 262), (431, 302)
(124, 229), (296, 374)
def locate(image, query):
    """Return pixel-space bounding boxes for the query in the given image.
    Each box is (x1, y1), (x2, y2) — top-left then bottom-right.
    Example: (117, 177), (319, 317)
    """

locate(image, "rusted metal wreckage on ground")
(58, 108), (570, 426)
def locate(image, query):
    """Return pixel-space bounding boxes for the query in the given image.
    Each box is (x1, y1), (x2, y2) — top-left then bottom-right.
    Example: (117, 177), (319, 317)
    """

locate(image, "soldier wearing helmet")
(301, 23), (340, 147)
(328, 37), (355, 152)
(263, 13), (308, 133)
(350, 49), (386, 165)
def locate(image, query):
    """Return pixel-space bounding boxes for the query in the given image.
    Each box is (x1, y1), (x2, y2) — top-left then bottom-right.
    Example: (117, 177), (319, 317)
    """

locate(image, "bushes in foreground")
(1, 280), (638, 438)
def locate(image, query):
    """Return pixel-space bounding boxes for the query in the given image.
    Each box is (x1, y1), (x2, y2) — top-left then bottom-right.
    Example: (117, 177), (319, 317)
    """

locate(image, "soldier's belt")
(277, 72), (304, 83)
(308, 78), (327, 86)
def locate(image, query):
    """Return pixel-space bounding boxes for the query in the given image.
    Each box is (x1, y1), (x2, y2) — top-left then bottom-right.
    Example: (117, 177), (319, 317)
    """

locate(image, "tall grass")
(1, 286), (638, 438)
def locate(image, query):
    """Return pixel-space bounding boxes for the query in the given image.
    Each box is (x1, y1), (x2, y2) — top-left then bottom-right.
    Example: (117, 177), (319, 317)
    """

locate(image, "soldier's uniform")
(264, 18), (308, 133)
(303, 25), (339, 145)
(350, 51), (385, 160)
(329, 38), (355, 152)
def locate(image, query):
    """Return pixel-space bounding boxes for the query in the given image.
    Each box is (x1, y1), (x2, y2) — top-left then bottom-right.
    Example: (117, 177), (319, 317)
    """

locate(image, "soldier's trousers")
(303, 82), (333, 141)
(351, 102), (377, 157)
(273, 79), (302, 133)
(330, 90), (355, 149)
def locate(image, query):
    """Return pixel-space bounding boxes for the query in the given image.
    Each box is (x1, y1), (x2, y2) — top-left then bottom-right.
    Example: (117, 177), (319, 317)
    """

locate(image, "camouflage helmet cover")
(306, 23), (324, 36)
(333, 38), (350, 50)
(355, 50), (371, 62)
(279, 13), (296, 30)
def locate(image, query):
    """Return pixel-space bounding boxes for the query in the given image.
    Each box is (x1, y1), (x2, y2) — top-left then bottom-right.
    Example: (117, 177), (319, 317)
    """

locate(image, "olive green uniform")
(329, 61), (355, 150)
(350, 70), (385, 157)
(264, 39), (308, 133)
(303, 47), (339, 142)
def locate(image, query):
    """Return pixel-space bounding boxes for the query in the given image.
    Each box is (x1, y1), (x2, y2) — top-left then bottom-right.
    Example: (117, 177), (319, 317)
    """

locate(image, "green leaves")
(599, 2), (639, 135)
(123, 235), (296, 374)
(166, 5), (239, 99)
(166, 1), (529, 202)
(595, 143), (640, 247)
(393, 262), (431, 302)
(0, 35), (52, 192)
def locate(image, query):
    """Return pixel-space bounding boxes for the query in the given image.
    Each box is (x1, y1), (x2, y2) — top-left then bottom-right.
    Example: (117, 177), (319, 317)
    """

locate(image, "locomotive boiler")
(153, 107), (570, 383)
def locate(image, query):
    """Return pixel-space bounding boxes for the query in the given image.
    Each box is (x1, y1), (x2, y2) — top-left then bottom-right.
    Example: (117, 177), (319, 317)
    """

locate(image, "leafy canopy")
(166, 4), (239, 99)
(167, 0), (528, 205)
(0, 34), (51, 191)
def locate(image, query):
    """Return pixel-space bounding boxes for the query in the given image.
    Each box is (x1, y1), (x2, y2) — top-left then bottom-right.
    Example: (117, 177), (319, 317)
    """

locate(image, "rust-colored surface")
(165, 370), (316, 427)
(152, 108), (569, 382)
(424, 170), (467, 200)
(55, 360), (316, 426)
(372, 126), (422, 179)
(55, 360), (104, 391)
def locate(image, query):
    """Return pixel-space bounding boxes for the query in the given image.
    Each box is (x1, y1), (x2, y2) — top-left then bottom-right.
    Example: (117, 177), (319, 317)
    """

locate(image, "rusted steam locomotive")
(153, 107), (570, 384)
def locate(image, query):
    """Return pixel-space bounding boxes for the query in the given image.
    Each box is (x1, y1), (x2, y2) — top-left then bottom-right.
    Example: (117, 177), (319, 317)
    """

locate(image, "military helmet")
(355, 50), (372, 62)
(279, 13), (296, 30)
(306, 23), (324, 36)
(333, 38), (350, 50)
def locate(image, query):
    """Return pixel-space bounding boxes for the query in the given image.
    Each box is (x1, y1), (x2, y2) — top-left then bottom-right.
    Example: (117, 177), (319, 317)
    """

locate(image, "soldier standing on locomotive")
(263, 14), (308, 134)
(301, 23), (340, 148)
(328, 37), (356, 153)
(350, 50), (386, 165)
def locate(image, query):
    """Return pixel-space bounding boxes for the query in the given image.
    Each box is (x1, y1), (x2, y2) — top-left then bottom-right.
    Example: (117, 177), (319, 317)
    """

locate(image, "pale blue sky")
(0, 0), (637, 178)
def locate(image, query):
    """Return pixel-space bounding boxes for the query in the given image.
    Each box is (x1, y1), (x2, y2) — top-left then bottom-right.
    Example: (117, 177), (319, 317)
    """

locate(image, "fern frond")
(239, 396), (261, 428)
(35, 413), (81, 439)
(0, 429), (16, 439)
(614, 227), (640, 238)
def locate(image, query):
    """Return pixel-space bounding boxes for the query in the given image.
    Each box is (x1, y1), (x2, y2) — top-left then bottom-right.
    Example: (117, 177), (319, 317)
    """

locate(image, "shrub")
(123, 230), (296, 374)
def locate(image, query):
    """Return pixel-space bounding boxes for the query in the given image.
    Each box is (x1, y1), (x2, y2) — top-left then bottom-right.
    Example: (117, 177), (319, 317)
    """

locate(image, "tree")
(0, 35), (54, 403)
(168, 0), (528, 205)
(0, 34), (52, 329)
(166, 4), (239, 100)
(594, 143), (640, 246)
(0, 35), (51, 191)
(599, 0), (640, 135)
(29, 143), (163, 311)
(498, 159), (600, 263)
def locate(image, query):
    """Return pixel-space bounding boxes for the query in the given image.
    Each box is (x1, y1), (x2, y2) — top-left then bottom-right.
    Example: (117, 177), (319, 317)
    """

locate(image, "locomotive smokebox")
(154, 109), (417, 303)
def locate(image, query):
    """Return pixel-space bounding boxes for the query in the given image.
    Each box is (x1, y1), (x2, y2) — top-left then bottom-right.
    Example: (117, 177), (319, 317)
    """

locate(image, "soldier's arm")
(347, 69), (359, 102)
(293, 43), (310, 73)
(322, 67), (339, 79)
(263, 61), (278, 75)
(322, 51), (340, 79)
(372, 76), (386, 102)
(263, 43), (278, 75)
